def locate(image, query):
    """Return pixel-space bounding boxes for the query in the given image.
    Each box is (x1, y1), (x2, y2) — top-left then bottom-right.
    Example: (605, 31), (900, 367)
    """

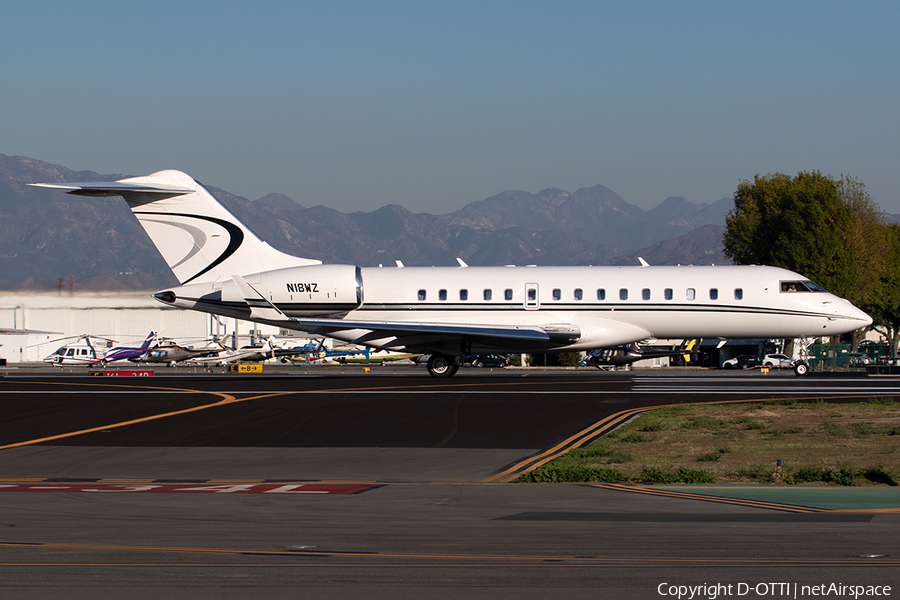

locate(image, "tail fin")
(31, 170), (320, 285)
(140, 332), (157, 351)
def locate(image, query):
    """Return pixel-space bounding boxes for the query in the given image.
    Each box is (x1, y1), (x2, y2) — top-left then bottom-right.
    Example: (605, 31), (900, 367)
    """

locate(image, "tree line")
(723, 171), (900, 353)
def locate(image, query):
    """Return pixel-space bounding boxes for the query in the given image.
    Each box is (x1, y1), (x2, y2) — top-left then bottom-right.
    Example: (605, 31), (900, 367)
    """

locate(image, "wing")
(287, 318), (581, 347)
(227, 276), (581, 349)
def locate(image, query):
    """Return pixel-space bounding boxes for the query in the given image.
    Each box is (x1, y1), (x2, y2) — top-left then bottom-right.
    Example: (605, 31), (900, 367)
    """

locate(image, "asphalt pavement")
(1, 365), (899, 599)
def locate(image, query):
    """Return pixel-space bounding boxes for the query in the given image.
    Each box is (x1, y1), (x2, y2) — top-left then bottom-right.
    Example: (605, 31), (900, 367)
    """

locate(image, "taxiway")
(1, 367), (898, 599)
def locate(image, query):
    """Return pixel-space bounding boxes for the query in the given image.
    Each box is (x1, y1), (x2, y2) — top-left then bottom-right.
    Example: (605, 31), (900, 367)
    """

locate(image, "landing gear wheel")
(793, 361), (809, 376)
(427, 354), (459, 378)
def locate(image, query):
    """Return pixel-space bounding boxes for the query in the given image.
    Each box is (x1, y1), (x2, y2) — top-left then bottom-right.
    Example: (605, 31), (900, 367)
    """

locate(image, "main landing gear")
(427, 354), (460, 378)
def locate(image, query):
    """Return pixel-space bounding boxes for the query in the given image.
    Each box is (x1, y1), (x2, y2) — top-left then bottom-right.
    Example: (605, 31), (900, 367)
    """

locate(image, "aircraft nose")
(840, 301), (872, 328)
(857, 308), (874, 328)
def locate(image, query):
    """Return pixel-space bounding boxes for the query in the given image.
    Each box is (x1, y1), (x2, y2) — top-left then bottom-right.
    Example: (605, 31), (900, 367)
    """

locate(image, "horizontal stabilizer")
(29, 181), (194, 197)
(30, 169), (321, 285)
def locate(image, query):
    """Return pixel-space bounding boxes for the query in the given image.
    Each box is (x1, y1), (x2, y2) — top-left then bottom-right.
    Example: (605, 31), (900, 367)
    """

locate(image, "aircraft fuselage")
(156, 263), (870, 356)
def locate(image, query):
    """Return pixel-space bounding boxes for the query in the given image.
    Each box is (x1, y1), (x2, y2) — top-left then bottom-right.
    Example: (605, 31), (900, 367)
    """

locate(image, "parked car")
(848, 353), (871, 367)
(466, 354), (510, 368)
(762, 353), (794, 368)
(722, 355), (762, 370)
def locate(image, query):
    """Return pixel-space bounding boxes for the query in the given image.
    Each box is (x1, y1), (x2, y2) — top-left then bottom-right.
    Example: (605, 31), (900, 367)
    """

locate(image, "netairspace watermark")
(657, 583), (892, 599)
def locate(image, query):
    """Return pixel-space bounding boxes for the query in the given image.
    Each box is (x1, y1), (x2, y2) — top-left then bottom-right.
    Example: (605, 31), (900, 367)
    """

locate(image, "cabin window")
(574, 288), (583, 300)
(734, 288), (743, 300)
(66, 349), (75, 356)
(552, 288), (561, 301)
(664, 288), (673, 300)
(459, 289), (468, 301)
(642, 288), (651, 300)
(505, 289), (513, 301)
(686, 288), (696, 301)
(417, 289), (426, 301)
(483, 289), (492, 301)
(709, 288), (718, 300)
(619, 288), (628, 301)
(597, 288), (606, 301)
(527, 288), (537, 301)
(439, 289), (447, 301)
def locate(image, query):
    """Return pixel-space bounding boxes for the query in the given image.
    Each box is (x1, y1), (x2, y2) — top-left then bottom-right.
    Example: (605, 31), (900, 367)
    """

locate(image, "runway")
(1, 366), (899, 598)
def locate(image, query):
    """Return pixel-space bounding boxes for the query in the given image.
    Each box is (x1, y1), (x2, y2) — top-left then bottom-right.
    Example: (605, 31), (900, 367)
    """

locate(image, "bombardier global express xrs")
(31, 170), (872, 377)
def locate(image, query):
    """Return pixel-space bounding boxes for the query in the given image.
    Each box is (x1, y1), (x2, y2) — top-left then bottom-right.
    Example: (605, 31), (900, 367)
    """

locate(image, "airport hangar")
(0, 291), (299, 364)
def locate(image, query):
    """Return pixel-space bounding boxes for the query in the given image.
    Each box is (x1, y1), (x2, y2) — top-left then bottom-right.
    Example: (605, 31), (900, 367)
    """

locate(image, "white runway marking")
(2, 385), (899, 395)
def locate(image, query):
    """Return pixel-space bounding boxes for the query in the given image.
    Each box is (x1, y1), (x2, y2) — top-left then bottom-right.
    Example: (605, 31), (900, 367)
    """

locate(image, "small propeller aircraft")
(186, 337), (284, 366)
(280, 340), (371, 364)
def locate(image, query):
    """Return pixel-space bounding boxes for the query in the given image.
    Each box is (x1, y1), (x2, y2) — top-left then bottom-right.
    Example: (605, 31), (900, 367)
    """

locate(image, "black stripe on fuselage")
(174, 296), (835, 320)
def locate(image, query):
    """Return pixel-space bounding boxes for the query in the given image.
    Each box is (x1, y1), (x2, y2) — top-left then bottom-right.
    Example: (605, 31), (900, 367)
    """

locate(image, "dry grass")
(520, 398), (900, 485)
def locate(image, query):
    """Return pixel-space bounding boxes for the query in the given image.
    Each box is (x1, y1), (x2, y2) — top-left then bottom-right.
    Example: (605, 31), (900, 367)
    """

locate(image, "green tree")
(835, 175), (890, 309)
(724, 172), (857, 299)
(556, 352), (583, 367)
(866, 224), (900, 356)
(723, 172), (886, 347)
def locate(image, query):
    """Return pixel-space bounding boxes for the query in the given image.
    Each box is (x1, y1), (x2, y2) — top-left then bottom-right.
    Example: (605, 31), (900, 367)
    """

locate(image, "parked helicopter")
(130, 337), (220, 366)
(42, 335), (114, 366)
(102, 332), (158, 364)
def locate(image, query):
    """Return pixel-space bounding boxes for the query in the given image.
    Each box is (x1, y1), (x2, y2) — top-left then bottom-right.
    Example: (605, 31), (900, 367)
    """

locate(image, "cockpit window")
(781, 280), (826, 293)
(803, 280), (827, 292)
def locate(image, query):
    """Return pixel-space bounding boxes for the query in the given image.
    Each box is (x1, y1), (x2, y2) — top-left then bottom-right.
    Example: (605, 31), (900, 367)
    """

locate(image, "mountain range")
(0, 153), (734, 291)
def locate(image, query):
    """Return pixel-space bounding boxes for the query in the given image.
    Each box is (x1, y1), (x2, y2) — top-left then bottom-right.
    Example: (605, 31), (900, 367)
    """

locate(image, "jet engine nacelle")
(221, 264), (362, 317)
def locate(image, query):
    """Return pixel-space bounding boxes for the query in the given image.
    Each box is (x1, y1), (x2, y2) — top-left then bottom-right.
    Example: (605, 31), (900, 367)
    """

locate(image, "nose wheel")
(427, 354), (460, 377)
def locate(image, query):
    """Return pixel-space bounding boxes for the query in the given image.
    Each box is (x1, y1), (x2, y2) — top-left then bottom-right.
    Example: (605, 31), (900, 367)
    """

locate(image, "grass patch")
(732, 417), (768, 430)
(696, 452), (723, 462)
(638, 422), (666, 432)
(516, 399), (900, 485)
(681, 416), (726, 430)
(824, 422), (849, 436)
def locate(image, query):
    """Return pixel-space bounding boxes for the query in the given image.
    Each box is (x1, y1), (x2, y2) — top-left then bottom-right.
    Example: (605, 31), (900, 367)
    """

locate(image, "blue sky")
(3, 1), (898, 214)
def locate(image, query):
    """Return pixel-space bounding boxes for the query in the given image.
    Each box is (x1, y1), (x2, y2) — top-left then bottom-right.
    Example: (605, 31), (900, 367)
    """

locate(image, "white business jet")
(31, 170), (872, 377)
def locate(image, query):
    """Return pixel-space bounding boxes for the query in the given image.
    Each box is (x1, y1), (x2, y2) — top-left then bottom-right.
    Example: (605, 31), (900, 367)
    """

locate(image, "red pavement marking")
(0, 483), (379, 494)
(89, 371), (154, 377)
